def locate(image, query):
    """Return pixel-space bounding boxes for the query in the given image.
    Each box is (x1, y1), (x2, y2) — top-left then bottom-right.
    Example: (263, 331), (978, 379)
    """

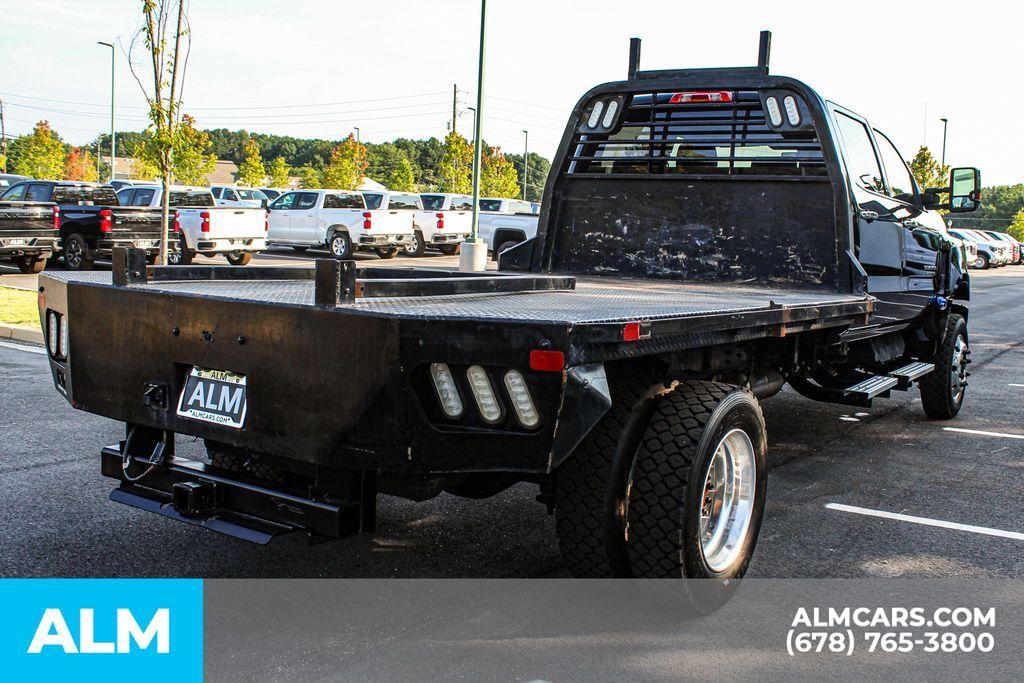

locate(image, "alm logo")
(28, 608), (170, 654)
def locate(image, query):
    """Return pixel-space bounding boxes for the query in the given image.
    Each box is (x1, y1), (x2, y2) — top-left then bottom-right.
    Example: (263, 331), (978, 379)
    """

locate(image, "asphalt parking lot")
(0, 259), (1021, 579)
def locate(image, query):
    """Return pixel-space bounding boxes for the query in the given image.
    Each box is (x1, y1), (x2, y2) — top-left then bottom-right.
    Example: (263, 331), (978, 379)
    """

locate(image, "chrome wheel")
(951, 334), (968, 403)
(329, 235), (350, 259)
(699, 428), (757, 573)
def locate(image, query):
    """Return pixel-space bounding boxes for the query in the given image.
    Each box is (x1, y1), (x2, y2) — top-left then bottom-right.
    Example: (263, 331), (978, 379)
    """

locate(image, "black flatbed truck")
(38, 33), (981, 582)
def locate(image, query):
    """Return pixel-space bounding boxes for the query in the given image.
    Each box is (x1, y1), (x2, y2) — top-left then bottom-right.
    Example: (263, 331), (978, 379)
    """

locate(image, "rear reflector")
(529, 350), (564, 373)
(669, 91), (734, 104)
(623, 323), (641, 341)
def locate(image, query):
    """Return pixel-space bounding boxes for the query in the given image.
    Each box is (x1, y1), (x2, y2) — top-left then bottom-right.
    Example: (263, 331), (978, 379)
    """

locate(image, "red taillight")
(99, 209), (112, 233)
(200, 211), (210, 233)
(669, 91), (734, 104)
(363, 211), (372, 230)
(529, 350), (565, 373)
(52, 205), (61, 231)
(436, 212), (445, 230)
(173, 211), (181, 233)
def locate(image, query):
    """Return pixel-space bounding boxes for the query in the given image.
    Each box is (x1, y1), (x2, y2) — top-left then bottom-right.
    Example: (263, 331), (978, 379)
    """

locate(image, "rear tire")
(62, 233), (93, 271)
(15, 256), (45, 274)
(225, 252), (252, 266)
(438, 243), (460, 256)
(919, 314), (968, 419)
(375, 247), (398, 259)
(328, 232), (351, 260)
(625, 381), (767, 584)
(402, 231), (425, 257)
(494, 240), (519, 261)
(167, 235), (194, 265)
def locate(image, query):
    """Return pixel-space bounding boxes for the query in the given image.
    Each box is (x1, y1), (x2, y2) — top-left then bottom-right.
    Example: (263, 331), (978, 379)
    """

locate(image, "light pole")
(940, 118), (949, 167)
(353, 126), (360, 143)
(460, 0), (488, 272)
(521, 129), (529, 201)
(466, 107), (476, 142)
(97, 41), (116, 182)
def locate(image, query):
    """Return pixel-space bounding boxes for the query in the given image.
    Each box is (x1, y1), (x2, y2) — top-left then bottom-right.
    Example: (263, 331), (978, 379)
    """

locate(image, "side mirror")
(920, 191), (944, 211)
(948, 167), (981, 213)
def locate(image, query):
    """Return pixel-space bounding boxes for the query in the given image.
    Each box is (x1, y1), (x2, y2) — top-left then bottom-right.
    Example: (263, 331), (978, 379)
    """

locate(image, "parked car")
(982, 230), (1023, 264)
(0, 173), (32, 191)
(477, 197), (540, 259)
(358, 191), (468, 257)
(266, 189), (415, 259)
(949, 228), (1011, 269)
(211, 186), (268, 208)
(0, 178), (58, 273)
(117, 185), (267, 266)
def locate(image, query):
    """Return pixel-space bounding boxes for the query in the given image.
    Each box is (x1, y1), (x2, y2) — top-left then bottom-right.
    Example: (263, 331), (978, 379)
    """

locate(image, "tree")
(236, 137), (266, 186)
(63, 147), (99, 181)
(131, 136), (161, 180)
(908, 146), (949, 194)
(1009, 208), (1024, 243)
(7, 121), (65, 179)
(296, 165), (321, 189)
(480, 146), (520, 198)
(367, 143), (414, 191)
(172, 114), (216, 185)
(267, 156), (290, 187)
(506, 151), (549, 202)
(322, 134), (367, 190)
(437, 131), (473, 194)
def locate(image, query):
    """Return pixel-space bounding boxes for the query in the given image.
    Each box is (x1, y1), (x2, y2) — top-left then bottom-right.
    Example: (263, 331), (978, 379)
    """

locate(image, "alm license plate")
(4, 238), (26, 246)
(176, 367), (247, 428)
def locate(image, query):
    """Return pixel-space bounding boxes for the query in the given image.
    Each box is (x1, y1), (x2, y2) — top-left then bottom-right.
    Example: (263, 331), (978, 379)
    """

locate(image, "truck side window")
(2, 184), (27, 201)
(211, 187), (223, 199)
(133, 189), (155, 206)
(453, 198), (473, 211)
(362, 193), (384, 210)
(26, 184), (52, 201)
(479, 199), (503, 212)
(833, 112), (885, 195)
(116, 189), (134, 206)
(323, 193), (363, 209)
(296, 192), (319, 210)
(270, 193), (297, 210)
(873, 130), (917, 200)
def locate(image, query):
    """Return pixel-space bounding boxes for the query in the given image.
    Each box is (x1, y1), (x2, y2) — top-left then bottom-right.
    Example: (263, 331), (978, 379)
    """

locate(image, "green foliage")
(172, 115), (217, 185)
(236, 137), (266, 186)
(908, 146), (949, 193)
(367, 143), (415, 191)
(0, 154), (6, 173)
(322, 135), (367, 190)
(296, 165), (322, 189)
(437, 131), (473, 194)
(1007, 208), (1024, 242)
(505, 151), (548, 202)
(481, 146), (520, 198)
(267, 157), (290, 187)
(8, 121), (66, 179)
(949, 183), (1024, 232)
(63, 147), (99, 182)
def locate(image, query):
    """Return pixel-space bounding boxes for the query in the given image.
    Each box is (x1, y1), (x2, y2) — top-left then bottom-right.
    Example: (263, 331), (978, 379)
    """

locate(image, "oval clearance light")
(587, 101), (605, 128)
(601, 100), (619, 128)
(504, 370), (539, 428)
(466, 365), (502, 424)
(429, 363), (464, 418)
(765, 96), (783, 127)
(47, 311), (59, 356)
(783, 95), (800, 126)
(59, 316), (69, 358)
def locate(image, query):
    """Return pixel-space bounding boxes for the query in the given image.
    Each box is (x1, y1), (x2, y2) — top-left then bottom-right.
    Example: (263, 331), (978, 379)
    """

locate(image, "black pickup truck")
(37, 34), (981, 585)
(0, 180), (164, 271)
(0, 180), (63, 273)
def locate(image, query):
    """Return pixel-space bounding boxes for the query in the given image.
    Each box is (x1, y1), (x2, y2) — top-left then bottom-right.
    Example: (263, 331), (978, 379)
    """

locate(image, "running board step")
(844, 375), (899, 400)
(888, 362), (935, 389)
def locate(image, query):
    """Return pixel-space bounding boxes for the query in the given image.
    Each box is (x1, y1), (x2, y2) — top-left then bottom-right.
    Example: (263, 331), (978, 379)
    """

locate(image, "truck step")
(843, 374), (899, 400)
(888, 362), (935, 390)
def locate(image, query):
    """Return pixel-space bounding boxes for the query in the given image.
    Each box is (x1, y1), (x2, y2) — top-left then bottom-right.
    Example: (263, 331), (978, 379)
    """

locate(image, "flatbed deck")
(45, 269), (871, 326)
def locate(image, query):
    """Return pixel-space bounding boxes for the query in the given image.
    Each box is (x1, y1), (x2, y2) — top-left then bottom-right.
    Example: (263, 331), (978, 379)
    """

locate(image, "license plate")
(6, 238), (26, 246)
(176, 367), (247, 428)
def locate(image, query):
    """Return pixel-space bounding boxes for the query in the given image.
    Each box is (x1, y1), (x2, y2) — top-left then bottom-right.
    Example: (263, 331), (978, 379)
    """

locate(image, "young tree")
(128, 0), (191, 264)
(172, 114), (216, 185)
(480, 146), (520, 198)
(367, 143), (415, 191)
(908, 146), (950, 193)
(1009, 208), (1024, 243)
(131, 136), (161, 180)
(7, 121), (65, 179)
(236, 137), (266, 186)
(322, 134), (367, 190)
(63, 147), (99, 181)
(437, 131), (473, 194)
(267, 156), (290, 187)
(296, 165), (322, 189)
(505, 151), (549, 202)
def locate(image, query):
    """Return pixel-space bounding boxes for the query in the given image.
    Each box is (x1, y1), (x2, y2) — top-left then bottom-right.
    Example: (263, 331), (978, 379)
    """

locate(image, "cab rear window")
(52, 185), (118, 205)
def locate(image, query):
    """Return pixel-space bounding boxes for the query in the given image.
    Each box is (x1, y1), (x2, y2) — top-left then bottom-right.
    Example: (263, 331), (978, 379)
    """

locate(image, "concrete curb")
(0, 323), (43, 345)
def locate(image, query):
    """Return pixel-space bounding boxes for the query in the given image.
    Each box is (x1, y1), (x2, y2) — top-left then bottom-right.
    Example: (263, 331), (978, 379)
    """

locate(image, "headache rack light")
(669, 91), (734, 104)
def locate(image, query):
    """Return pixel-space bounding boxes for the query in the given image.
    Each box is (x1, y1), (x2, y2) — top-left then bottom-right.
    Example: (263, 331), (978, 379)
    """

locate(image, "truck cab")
(211, 186), (268, 208)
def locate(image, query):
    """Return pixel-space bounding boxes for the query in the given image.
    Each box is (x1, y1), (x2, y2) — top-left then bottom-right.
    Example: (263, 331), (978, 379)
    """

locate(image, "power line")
(0, 90), (449, 111)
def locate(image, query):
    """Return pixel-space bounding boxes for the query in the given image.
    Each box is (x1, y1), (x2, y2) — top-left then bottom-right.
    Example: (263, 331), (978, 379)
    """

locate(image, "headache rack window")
(568, 91), (826, 178)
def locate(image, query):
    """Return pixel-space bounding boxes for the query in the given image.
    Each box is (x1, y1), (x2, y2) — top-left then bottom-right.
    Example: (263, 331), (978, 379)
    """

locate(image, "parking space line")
(0, 340), (45, 355)
(1009, 383), (1024, 388)
(825, 503), (1024, 541)
(942, 427), (1024, 440)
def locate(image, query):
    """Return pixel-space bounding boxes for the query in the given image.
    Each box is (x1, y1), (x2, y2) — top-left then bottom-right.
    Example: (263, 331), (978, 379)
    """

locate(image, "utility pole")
(452, 83), (458, 135)
(521, 129), (528, 201)
(460, 0), (488, 272)
(940, 118), (949, 167)
(0, 99), (6, 171)
(97, 41), (116, 182)
(354, 127), (360, 142)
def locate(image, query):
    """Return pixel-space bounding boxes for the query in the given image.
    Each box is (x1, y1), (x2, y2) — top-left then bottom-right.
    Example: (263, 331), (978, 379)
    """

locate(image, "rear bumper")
(358, 233), (415, 247)
(96, 237), (162, 255)
(195, 237), (267, 253)
(0, 235), (58, 257)
(429, 232), (467, 244)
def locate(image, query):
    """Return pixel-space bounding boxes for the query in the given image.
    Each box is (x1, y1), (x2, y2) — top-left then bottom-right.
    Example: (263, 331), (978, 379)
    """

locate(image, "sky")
(2, 0), (1020, 185)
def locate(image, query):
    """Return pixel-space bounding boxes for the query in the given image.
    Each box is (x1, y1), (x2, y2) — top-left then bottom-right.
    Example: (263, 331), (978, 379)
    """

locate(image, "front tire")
(225, 252), (252, 266)
(15, 256), (45, 274)
(328, 232), (351, 260)
(62, 233), (93, 271)
(438, 243), (460, 256)
(402, 231), (426, 257)
(625, 381), (767, 582)
(974, 253), (989, 269)
(375, 247), (398, 259)
(919, 314), (969, 419)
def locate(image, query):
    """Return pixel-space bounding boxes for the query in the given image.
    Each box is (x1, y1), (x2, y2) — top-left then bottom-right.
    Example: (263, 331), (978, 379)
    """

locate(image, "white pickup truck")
(210, 186), (269, 208)
(476, 197), (540, 260)
(266, 189), (415, 259)
(359, 191), (470, 257)
(116, 185), (268, 266)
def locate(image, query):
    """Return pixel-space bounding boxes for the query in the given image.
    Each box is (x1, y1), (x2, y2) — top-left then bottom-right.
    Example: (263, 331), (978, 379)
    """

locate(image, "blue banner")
(0, 579), (202, 681)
